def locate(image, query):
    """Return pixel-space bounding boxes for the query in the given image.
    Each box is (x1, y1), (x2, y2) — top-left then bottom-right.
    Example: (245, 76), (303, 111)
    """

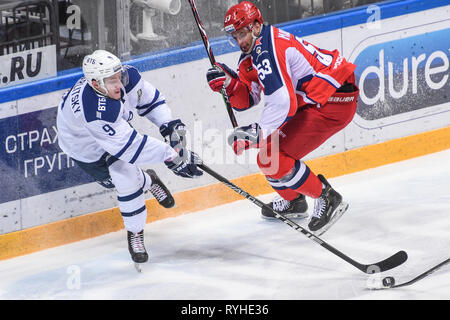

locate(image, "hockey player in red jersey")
(206, 1), (359, 235)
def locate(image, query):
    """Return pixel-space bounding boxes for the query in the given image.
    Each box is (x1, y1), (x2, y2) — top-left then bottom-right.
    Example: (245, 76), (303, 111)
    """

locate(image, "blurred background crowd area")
(0, 0), (383, 72)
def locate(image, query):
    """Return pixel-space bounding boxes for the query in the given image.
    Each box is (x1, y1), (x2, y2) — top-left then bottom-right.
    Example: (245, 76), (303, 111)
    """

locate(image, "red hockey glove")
(227, 123), (260, 155)
(206, 62), (238, 96)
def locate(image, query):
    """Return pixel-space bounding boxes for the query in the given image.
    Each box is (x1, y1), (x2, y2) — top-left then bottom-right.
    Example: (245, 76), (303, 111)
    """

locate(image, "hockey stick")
(377, 257), (450, 289)
(188, 0), (406, 274)
(198, 162), (408, 274)
(187, 0), (239, 128)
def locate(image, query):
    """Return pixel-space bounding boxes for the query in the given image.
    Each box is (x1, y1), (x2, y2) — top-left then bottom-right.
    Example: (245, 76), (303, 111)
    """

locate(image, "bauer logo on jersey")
(97, 96), (107, 119)
(328, 96), (355, 103)
(353, 27), (449, 122)
(98, 96), (107, 110)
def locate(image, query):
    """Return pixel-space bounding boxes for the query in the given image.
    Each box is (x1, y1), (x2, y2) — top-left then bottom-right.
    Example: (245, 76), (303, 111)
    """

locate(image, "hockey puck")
(382, 276), (396, 287)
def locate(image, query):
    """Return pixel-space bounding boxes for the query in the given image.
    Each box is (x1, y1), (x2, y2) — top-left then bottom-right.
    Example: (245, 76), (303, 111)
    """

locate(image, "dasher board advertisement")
(0, 45), (57, 89)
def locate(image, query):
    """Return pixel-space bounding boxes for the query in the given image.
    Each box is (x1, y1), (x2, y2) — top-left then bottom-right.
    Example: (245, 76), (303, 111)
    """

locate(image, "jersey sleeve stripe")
(138, 100), (166, 117)
(296, 91), (319, 105)
(117, 188), (143, 202)
(140, 169), (147, 189)
(315, 73), (341, 88)
(114, 130), (138, 158)
(295, 74), (314, 91)
(129, 135), (148, 164)
(305, 93), (319, 105)
(144, 89), (160, 107)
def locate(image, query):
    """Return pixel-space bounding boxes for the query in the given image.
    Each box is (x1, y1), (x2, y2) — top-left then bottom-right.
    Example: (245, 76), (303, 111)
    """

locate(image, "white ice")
(1, 149), (449, 300)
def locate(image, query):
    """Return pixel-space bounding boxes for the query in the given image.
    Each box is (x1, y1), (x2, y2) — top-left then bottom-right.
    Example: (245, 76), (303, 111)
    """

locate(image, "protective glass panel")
(0, 0), (388, 79)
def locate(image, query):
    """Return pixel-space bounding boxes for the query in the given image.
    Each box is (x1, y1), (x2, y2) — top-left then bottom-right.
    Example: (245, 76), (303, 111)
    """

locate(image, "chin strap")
(88, 79), (109, 97)
(91, 80), (122, 99)
(98, 84), (110, 97)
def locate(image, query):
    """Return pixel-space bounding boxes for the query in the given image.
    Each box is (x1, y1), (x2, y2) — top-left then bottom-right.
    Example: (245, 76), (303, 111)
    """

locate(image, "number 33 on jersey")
(238, 25), (356, 135)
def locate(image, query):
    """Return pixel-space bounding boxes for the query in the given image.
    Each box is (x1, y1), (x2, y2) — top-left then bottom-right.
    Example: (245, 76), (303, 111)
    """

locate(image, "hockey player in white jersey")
(57, 50), (203, 270)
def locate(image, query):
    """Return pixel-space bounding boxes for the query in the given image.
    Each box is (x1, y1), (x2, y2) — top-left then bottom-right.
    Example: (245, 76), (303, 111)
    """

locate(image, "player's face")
(104, 72), (123, 100)
(230, 22), (262, 54)
(231, 27), (254, 53)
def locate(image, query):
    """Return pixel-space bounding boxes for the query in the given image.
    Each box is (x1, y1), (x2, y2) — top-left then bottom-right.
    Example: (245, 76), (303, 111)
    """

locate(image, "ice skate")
(146, 169), (175, 208)
(308, 174), (348, 236)
(261, 194), (309, 220)
(127, 230), (148, 272)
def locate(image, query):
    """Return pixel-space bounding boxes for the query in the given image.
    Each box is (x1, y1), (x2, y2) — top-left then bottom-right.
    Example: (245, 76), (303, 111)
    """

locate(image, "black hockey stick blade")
(358, 250), (408, 274)
(376, 257), (450, 289)
(198, 163), (408, 274)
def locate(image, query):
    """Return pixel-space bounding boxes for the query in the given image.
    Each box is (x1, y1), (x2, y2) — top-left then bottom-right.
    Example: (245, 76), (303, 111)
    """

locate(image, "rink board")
(0, 0), (449, 259)
(1, 126), (449, 260)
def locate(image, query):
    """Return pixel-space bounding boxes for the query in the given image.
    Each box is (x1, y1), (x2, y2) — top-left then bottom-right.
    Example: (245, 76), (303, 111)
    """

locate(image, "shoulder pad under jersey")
(82, 86), (122, 123)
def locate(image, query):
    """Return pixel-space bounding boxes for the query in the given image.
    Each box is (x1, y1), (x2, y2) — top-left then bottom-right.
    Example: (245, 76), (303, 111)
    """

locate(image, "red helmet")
(224, 1), (263, 34)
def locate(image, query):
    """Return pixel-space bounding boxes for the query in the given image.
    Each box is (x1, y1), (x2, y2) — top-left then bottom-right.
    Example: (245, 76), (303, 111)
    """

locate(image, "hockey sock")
(265, 160), (322, 199)
(273, 188), (301, 201)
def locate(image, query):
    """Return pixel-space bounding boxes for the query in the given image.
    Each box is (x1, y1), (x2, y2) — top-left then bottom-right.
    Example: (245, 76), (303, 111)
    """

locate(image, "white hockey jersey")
(57, 66), (178, 164)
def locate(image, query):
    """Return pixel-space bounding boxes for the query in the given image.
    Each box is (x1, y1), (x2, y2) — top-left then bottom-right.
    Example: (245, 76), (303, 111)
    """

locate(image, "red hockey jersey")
(229, 24), (356, 138)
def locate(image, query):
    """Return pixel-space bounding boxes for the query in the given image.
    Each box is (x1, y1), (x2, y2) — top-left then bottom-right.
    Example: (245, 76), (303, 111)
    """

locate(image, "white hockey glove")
(165, 150), (203, 179)
(159, 119), (186, 153)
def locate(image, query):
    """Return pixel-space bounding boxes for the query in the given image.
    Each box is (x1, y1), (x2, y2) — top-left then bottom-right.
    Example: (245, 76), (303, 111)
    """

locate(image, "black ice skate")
(308, 174), (348, 236)
(261, 194), (309, 220)
(127, 230), (148, 272)
(146, 169), (175, 208)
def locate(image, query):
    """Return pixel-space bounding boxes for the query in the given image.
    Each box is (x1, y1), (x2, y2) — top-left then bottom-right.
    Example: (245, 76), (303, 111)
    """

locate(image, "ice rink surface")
(0, 149), (449, 300)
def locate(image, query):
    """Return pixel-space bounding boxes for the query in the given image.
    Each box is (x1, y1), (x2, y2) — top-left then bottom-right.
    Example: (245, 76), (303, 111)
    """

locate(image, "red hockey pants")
(257, 86), (359, 199)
